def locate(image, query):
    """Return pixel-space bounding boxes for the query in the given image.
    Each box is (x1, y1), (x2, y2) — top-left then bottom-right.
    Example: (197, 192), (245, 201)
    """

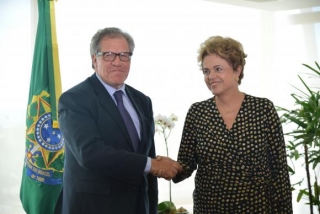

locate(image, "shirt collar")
(95, 73), (127, 97)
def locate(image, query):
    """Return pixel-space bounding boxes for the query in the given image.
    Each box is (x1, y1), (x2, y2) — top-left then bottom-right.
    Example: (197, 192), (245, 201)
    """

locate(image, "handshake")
(150, 156), (182, 180)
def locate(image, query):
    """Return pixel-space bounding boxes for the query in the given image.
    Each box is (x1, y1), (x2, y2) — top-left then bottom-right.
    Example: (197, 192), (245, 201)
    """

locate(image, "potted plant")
(277, 62), (320, 214)
(154, 114), (188, 214)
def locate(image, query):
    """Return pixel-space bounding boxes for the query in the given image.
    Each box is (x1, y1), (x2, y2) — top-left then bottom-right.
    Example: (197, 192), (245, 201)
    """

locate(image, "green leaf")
(158, 201), (176, 214)
(297, 189), (309, 202)
(287, 165), (295, 174)
(314, 181), (319, 201)
(303, 62), (320, 76)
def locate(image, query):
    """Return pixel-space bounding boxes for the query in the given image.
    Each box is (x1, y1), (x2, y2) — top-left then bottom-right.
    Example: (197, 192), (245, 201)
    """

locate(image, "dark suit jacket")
(58, 74), (158, 214)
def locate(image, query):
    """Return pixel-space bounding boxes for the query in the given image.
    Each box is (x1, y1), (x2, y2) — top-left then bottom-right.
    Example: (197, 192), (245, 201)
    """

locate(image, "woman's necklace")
(215, 93), (244, 114)
(219, 106), (240, 114)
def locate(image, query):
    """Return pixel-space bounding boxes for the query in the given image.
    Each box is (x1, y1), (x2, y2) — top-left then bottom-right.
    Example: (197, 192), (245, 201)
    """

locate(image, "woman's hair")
(197, 36), (247, 84)
(90, 27), (135, 67)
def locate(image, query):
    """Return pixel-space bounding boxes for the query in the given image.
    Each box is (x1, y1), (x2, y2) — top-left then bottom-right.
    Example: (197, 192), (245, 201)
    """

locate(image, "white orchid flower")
(167, 121), (175, 130)
(169, 113), (178, 122)
(161, 116), (170, 128)
(154, 114), (165, 125)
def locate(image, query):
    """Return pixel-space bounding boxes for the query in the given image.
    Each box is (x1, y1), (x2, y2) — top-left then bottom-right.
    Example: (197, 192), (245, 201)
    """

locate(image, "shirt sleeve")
(266, 101), (293, 213)
(144, 157), (151, 174)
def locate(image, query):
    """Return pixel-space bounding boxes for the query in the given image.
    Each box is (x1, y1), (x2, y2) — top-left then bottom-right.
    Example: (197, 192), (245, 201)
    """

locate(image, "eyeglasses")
(96, 51), (132, 62)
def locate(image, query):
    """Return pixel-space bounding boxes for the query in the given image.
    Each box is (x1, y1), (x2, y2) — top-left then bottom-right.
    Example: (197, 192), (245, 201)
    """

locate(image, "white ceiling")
(202, 0), (320, 24)
(202, 0), (320, 11)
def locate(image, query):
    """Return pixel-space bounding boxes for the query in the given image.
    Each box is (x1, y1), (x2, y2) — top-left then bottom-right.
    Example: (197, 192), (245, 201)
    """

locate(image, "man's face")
(92, 36), (131, 89)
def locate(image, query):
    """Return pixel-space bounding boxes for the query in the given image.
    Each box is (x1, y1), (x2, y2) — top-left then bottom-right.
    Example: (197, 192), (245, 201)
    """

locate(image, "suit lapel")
(89, 74), (135, 151)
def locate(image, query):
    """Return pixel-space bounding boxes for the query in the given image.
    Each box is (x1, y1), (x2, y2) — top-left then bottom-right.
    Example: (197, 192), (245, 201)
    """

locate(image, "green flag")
(20, 0), (64, 213)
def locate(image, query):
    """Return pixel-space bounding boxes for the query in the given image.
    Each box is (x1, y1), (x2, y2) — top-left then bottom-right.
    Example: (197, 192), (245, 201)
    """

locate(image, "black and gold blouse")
(173, 94), (292, 214)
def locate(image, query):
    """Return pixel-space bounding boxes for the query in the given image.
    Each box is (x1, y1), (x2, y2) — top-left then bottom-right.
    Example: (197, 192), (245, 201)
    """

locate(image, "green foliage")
(277, 62), (320, 214)
(158, 201), (176, 214)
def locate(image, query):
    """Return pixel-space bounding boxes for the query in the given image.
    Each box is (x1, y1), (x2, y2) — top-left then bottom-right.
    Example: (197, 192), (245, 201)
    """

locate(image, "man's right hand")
(150, 156), (182, 180)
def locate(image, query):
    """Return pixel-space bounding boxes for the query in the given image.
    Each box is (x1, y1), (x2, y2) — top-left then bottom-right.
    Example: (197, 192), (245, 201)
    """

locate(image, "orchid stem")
(163, 129), (172, 204)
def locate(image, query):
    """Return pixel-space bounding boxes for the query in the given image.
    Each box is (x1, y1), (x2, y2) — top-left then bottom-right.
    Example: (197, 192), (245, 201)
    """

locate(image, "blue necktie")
(114, 91), (139, 152)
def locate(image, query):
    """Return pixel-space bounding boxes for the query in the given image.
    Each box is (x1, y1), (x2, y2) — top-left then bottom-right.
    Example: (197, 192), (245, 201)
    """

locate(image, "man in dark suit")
(57, 27), (181, 214)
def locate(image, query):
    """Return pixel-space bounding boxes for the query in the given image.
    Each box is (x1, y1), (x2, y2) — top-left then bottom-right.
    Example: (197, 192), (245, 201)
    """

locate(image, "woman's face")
(202, 54), (241, 96)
